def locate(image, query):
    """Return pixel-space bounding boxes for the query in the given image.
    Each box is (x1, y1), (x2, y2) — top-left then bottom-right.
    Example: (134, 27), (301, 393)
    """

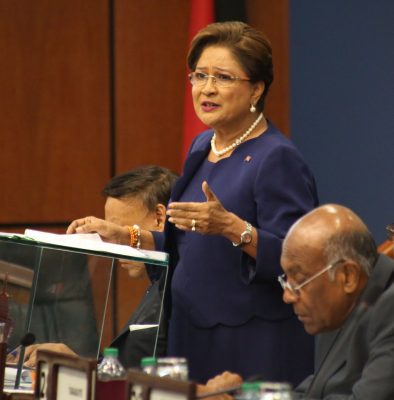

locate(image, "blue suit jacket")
(152, 123), (318, 384)
(155, 123), (318, 326)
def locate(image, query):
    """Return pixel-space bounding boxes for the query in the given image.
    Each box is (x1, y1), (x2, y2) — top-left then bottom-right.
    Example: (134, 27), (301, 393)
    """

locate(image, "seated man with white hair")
(198, 204), (394, 400)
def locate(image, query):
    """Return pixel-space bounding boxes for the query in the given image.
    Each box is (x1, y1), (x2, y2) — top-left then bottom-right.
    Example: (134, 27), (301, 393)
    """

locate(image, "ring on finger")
(191, 219), (196, 231)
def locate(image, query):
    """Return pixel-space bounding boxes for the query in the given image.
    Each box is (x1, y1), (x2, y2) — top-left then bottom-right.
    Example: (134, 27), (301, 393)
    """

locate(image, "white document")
(129, 324), (159, 332)
(22, 229), (167, 262)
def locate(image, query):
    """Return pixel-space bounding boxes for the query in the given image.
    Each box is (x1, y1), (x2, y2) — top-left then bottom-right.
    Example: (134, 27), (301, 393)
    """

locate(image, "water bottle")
(259, 382), (293, 400)
(156, 357), (188, 380)
(140, 356), (157, 375)
(96, 347), (126, 400)
(237, 382), (261, 400)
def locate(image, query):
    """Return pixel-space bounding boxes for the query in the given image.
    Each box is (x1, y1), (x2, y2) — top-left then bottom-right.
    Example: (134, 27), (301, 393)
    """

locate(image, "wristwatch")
(232, 221), (253, 247)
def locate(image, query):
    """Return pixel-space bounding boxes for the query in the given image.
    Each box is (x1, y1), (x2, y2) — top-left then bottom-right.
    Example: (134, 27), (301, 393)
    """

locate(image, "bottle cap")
(103, 347), (119, 357)
(141, 357), (157, 367)
(241, 382), (261, 392)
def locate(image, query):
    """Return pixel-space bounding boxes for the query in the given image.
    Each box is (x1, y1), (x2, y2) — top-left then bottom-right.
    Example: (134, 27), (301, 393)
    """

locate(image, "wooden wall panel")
(115, 0), (190, 175)
(247, 0), (289, 135)
(0, 0), (111, 224)
(113, 0), (191, 333)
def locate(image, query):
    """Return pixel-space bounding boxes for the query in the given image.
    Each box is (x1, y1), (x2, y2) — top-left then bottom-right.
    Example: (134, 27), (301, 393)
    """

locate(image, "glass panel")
(1, 241), (112, 359)
(104, 261), (168, 369)
(0, 235), (168, 391)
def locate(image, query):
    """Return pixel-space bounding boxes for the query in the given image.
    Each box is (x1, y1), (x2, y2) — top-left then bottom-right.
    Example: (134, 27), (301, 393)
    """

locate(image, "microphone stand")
(0, 322), (7, 399)
(13, 332), (35, 390)
(13, 348), (26, 390)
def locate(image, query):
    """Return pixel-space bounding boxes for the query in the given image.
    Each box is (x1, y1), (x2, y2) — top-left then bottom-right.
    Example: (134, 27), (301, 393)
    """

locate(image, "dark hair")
(102, 165), (178, 212)
(325, 230), (378, 277)
(187, 21), (273, 111)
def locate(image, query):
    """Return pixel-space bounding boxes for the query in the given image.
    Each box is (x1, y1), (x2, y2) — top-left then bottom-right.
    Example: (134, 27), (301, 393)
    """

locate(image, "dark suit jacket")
(110, 279), (167, 368)
(295, 254), (394, 399)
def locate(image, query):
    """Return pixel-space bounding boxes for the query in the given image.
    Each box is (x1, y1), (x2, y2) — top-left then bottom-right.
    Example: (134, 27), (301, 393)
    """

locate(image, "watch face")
(241, 232), (252, 244)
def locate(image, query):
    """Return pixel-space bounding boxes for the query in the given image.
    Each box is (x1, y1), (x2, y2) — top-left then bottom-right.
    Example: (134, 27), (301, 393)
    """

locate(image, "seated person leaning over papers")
(9, 165), (178, 368)
(196, 204), (394, 400)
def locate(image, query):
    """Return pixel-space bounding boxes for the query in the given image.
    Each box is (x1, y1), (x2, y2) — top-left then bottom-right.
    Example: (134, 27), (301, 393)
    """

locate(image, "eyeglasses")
(278, 259), (346, 297)
(188, 72), (250, 88)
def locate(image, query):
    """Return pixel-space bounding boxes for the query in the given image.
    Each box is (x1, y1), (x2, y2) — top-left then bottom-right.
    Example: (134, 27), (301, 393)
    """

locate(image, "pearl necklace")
(211, 113), (263, 157)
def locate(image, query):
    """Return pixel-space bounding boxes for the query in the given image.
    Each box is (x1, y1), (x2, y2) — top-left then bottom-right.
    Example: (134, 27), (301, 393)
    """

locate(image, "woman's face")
(191, 45), (264, 133)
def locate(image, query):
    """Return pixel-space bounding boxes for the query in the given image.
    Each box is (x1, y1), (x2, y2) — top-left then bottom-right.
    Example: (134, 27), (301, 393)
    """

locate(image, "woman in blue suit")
(69, 21), (318, 386)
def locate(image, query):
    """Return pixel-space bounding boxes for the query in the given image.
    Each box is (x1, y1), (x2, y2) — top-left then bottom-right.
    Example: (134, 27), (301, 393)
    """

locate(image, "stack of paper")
(0, 229), (168, 263)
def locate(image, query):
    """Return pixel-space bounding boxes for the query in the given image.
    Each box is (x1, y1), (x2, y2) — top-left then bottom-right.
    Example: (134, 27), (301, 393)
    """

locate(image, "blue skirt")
(167, 308), (314, 386)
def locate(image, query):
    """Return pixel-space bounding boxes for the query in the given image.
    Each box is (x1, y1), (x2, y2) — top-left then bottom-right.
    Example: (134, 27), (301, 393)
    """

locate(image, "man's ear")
(155, 203), (167, 230)
(341, 261), (363, 294)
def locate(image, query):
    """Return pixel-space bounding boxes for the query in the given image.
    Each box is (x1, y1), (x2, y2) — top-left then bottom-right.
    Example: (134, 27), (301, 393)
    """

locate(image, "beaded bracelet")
(127, 225), (141, 249)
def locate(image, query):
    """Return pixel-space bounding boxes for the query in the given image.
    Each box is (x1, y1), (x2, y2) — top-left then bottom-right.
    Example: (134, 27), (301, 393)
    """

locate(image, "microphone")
(20, 332), (36, 348)
(7, 332), (36, 358)
(14, 332), (36, 389)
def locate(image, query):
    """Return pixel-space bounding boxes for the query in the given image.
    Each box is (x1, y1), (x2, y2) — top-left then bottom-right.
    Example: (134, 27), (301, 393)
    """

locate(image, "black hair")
(102, 165), (178, 212)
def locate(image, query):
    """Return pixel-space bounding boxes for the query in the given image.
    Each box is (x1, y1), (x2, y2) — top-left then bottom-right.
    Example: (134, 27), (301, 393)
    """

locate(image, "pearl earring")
(250, 104), (256, 113)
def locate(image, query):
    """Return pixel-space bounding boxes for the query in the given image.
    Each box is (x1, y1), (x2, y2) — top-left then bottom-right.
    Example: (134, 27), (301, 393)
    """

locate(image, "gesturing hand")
(166, 181), (233, 236)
